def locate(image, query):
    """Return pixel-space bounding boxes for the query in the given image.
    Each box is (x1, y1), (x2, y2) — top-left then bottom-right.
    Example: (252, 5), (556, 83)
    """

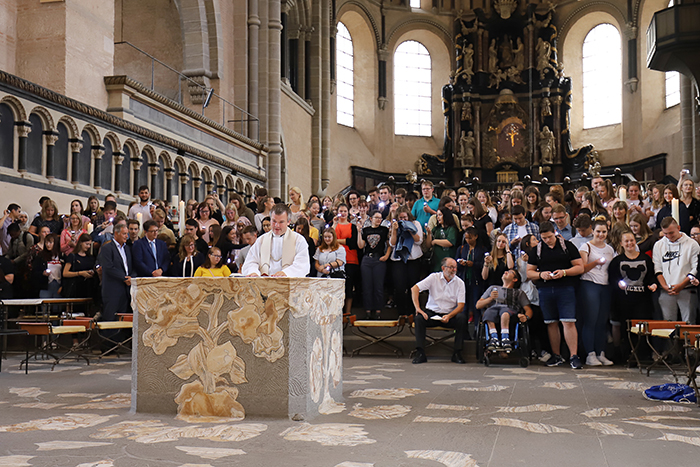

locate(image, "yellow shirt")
(309, 226), (319, 243)
(194, 265), (232, 277)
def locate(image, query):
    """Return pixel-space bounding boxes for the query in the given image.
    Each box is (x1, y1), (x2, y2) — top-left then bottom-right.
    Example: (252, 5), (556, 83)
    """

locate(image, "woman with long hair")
(29, 199), (62, 237)
(230, 192), (255, 224)
(61, 233), (98, 300)
(629, 212), (656, 255)
(315, 226), (346, 284)
(611, 200), (629, 226)
(597, 179), (618, 214)
(171, 234), (205, 277)
(427, 207), (459, 272)
(332, 203), (360, 315)
(294, 217), (317, 277)
(288, 186), (306, 214)
(477, 190), (498, 225)
(215, 225), (243, 268)
(646, 184), (664, 229)
(195, 202), (220, 243)
(194, 246), (232, 277)
(532, 203), (553, 225)
(580, 191), (608, 220)
(358, 210), (391, 319)
(60, 213), (87, 255)
(254, 196), (275, 232)
(307, 200), (326, 234)
(656, 184), (691, 233)
(523, 186), (540, 220)
(481, 233), (515, 287)
(678, 174), (700, 224)
(509, 189), (525, 209)
(388, 206), (423, 316)
(83, 196), (102, 220)
(221, 202), (239, 228)
(467, 197), (493, 250)
(64, 199), (91, 230)
(578, 219), (615, 366)
(32, 233), (62, 298)
(208, 224), (222, 247)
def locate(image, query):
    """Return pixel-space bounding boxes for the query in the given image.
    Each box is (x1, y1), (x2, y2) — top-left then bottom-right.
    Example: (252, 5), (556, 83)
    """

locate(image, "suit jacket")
(132, 237), (171, 277)
(98, 240), (132, 285)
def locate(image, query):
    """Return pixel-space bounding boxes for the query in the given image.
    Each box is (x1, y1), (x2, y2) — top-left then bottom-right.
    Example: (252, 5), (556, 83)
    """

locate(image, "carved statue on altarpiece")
(539, 126), (555, 165)
(457, 131), (476, 167)
(441, 74), (454, 159)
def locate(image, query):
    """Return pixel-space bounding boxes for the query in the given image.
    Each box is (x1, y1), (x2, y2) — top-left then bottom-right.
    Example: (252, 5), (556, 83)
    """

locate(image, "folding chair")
(350, 315), (406, 357)
(633, 320), (687, 380)
(17, 321), (89, 370)
(407, 314), (455, 358)
(676, 325), (700, 406)
(96, 314), (133, 359)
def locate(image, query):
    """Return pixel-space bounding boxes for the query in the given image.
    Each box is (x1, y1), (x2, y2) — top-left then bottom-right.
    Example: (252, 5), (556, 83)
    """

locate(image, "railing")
(113, 41), (260, 142)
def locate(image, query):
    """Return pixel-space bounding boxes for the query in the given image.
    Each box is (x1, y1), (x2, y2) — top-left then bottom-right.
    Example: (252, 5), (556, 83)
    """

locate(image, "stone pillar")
(150, 164), (159, 194)
(267, 0), (283, 197)
(310, 0), (322, 194)
(378, 46), (389, 110)
(551, 96), (562, 164)
(70, 140), (83, 185)
(681, 74), (694, 174)
(248, 0), (260, 139)
(165, 169), (174, 202)
(473, 102), (481, 168)
(193, 177), (203, 201)
(132, 159), (142, 193)
(321, 5), (331, 192)
(92, 146), (105, 189)
(180, 174), (189, 201)
(44, 132), (58, 179)
(258, 0), (269, 146)
(16, 123), (31, 173)
(281, 6), (289, 82)
(114, 152), (124, 194)
(305, 35), (312, 101)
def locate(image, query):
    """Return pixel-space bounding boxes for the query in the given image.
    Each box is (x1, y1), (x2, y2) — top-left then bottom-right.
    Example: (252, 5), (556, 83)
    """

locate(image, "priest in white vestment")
(241, 204), (310, 277)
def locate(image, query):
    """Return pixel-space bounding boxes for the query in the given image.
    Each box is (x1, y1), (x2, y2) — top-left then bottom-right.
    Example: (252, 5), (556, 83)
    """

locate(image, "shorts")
(538, 285), (577, 324)
(482, 304), (517, 323)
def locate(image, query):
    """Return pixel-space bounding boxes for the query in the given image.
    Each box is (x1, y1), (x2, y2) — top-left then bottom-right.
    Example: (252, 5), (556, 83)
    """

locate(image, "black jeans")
(414, 309), (467, 352)
(391, 259), (420, 315)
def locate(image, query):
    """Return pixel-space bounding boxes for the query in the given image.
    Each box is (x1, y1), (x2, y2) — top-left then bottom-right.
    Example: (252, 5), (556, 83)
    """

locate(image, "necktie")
(150, 241), (158, 269)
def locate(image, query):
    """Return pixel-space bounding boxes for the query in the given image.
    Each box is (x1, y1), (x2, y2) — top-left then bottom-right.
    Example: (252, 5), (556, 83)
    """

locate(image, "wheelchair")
(475, 317), (531, 368)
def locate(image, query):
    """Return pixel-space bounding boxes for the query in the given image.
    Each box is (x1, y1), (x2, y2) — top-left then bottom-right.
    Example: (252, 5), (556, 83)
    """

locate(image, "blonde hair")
(289, 186), (307, 210)
(489, 233), (508, 270)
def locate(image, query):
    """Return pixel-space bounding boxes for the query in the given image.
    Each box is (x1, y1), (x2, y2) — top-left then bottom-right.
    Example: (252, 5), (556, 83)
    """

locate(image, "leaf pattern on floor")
(658, 433), (700, 447)
(581, 408), (619, 418)
(405, 450), (480, 467)
(175, 446), (246, 459)
(491, 418), (573, 434)
(639, 405), (692, 413)
(348, 404), (411, 420)
(0, 413), (116, 433)
(91, 420), (267, 443)
(413, 416), (470, 424)
(426, 404), (478, 411)
(35, 441), (113, 450)
(459, 385), (509, 392)
(541, 382), (578, 390)
(583, 422), (632, 436)
(349, 388), (428, 400)
(280, 423), (376, 446)
(497, 404), (569, 413)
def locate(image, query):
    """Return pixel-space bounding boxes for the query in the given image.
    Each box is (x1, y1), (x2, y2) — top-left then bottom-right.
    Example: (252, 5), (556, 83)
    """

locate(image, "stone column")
(305, 34), (312, 101)
(150, 164), (159, 194)
(93, 146), (105, 189)
(180, 174), (189, 201)
(281, 5), (289, 83)
(310, 0), (322, 194)
(378, 46), (389, 110)
(132, 159), (142, 193)
(681, 74), (695, 174)
(267, 0), (283, 196)
(248, 0), (260, 139)
(321, 3), (331, 192)
(44, 132), (58, 179)
(16, 123), (31, 173)
(289, 27), (300, 93)
(165, 168), (174, 202)
(70, 140), (83, 185)
(193, 177), (203, 201)
(114, 152), (124, 194)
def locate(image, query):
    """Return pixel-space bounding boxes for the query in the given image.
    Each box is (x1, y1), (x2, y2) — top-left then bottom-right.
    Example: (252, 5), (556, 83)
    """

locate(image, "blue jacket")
(455, 242), (488, 286)
(392, 219), (418, 263)
(132, 237), (171, 277)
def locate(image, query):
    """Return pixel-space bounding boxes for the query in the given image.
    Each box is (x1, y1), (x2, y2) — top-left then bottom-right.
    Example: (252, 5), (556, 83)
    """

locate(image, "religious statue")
(461, 101), (472, 122)
(488, 39), (498, 74)
(499, 36), (514, 69)
(461, 43), (475, 84)
(539, 125), (555, 164)
(506, 66), (525, 84)
(441, 74), (455, 158)
(489, 69), (507, 88)
(536, 38), (552, 79)
(540, 97), (552, 120)
(493, 0), (518, 19)
(513, 37), (525, 71)
(458, 131), (476, 166)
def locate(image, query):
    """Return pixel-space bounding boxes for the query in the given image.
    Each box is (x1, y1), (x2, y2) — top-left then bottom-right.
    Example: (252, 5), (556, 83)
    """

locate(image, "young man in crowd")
(394, 188), (407, 207)
(526, 221), (585, 369)
(411, 180), (439, 231)
(378, 185), (393, 218)
(551, 204), (573, 240)
(235, 225), (259, 271)
(104, 194), (127, 219)
(128, 185), (153, 222)
(653, 217), (700, 323)
(92, 201), (119, 245)
(502, 205), (540, 250)
(367, 186), (380, 211)
(126, 219), (140, 246)
(247, 187), (268, 214)
(0, 203), (21, 254)
(570, 213), (593, 249)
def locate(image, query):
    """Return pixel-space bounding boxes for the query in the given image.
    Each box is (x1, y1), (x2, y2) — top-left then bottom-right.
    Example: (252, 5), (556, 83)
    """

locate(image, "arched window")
(394, 40), (431, 136)
(336, 22), (354, 127)
(582, 23), (622, 129)
(664, 0), (680, 108)
(0, 104), (15, 169)
(77, 130), (92, 186)
(410, 0), (421, 8)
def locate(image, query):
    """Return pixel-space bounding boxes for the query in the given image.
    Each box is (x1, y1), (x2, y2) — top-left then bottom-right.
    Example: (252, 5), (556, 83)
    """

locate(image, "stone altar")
(130, 277), (344, 421)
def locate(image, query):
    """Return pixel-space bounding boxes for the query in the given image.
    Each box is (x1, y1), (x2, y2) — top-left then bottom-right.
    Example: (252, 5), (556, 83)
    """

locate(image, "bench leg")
(351, 326), (404, 357)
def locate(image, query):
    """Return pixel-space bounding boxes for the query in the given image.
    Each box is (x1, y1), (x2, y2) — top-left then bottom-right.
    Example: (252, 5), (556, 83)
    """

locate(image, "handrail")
(113, 41), (260, 142)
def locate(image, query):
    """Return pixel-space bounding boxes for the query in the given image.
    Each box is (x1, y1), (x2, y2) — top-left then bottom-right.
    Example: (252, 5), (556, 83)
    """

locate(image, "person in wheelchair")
(476, 269), (533, 352)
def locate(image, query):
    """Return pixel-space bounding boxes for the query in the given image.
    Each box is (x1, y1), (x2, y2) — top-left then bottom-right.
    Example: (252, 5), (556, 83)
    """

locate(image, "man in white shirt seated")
(411, 257), (467, 364)
(241, 204), (310, 277)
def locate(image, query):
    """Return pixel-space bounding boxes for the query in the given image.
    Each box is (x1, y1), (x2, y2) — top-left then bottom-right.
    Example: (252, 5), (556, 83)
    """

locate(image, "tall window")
(582, 23), (622, 129)
(336, 22), (354, 127)
(664, 0), (680, 108)
(394, 40), (431, 136)
(410, 0), (421, 7)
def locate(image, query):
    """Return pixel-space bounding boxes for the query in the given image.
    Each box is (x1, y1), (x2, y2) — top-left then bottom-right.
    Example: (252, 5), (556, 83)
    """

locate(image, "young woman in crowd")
(32, 233), (62, 299)
(509, 189), (525, 209)
(678, 174), (700, 224)
(481, 233), (515, 288)
(388, 206), (423, 316)
(598, 179), (618, 214)
(580, 191), (608, 220)
(185, 199), (198, 220)
(214, 226), (240, 267)
(611, 201), (629, 226)
(578, 219), (615, 366)
(455, 226), (487, 331)
(314, 227), (346, 280)
(524, 186), (541, 220)
(656, 184), (691, 233)
(476, 190), (498, 225)
(60, 213), (87, 255)
(646, 184), (664, 229)
(83, 196), (102, 221)
(203, 194), (225, 224)
(171, 234), (205, 277)
(195, 202), (219, 243)
(254, 196), (275, 232)
(517, 233), (551, 360)
(629, 212), (656, 255)
(608, 222), (629, 254)
(221, 202), (239, 229)
(61, 233), (97, 300)
(333, 203), (360, 315)
(230, 193), (255, 224)
(194, 246), (231, 277)
(288, 186), (306, 215)
(207, 224), (222, 248)
(532, 203), (553, 225)
(468, 197), (493, 250)
(65, 199), (91, 230)
(625, 181), (648, 218)
(457, 191), (470, 216)
(261, 217), (271, 234)
(427, 207), (458, 272)
(307, 200), (326, 235)
(294, 217), (317, 277)
(29, 199), (62, 237)
(357, 210), (391, 319)
(608, 230), (658, 362)
(347, 190), (361, 217)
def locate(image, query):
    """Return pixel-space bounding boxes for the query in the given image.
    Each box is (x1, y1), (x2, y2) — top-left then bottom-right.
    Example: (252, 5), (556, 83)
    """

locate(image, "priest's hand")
(271, 271), (287, 277)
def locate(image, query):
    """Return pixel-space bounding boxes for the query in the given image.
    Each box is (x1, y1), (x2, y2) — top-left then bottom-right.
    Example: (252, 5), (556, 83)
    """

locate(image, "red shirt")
(335, 222), (358, 265)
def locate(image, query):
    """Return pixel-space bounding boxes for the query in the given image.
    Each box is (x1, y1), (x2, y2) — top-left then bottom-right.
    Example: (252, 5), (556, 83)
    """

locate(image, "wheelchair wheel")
(519, 356), (529, 368)
(483, 355), (490, 367)
(475, 321), (486, 363)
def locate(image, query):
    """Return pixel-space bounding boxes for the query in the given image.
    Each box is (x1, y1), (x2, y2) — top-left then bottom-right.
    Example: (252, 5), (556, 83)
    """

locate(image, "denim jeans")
(578, 280), (611, 354)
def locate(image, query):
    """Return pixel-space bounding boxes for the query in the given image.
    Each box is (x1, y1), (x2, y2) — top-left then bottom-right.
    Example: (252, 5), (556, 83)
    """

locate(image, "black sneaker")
(487, 337), (499, 351)
(412, 349), (427, 364)
(545, 354), (565, 367)
(570, 354), (583, 370)
(451, 352), (465, 364)
(501, 338), (512, 352)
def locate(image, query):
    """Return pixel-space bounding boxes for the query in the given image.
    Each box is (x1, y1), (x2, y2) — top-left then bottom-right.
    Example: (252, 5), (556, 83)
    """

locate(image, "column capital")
(179, 174), (189, 185)
(113, 154), (125, 165)
(132, 160), (142, 170)
(44, 133), (59, 146)
(70, 141), (83, 153)
(92, 147), (105, 160)
(17, 125), (31, 138)
(149, 164), (160, 176)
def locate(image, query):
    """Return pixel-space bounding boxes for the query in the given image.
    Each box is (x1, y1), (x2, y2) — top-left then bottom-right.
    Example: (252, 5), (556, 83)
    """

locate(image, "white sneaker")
(586, 352), (602, 366)
(597, 352), (614, 366)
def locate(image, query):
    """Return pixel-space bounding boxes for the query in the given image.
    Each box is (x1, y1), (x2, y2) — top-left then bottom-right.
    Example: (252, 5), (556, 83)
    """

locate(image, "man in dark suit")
(132, 220), (170, 277)
(97, 223), (132, 322)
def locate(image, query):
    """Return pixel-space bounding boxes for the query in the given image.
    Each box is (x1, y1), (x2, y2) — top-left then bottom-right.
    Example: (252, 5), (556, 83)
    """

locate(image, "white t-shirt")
(516, 224), (529, 240)
(579, 242), (615, 285)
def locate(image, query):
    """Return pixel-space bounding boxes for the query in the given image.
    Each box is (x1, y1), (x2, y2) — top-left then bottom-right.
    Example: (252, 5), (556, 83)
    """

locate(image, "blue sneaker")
(545, 354), (565, 367)
(570, 354), (583, 370)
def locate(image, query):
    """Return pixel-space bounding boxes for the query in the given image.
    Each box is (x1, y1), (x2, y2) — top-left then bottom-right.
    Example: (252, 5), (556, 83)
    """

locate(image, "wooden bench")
(675, 325), (700, 406)
(350, 315), (406, 357)
(627, 320), (687, 380)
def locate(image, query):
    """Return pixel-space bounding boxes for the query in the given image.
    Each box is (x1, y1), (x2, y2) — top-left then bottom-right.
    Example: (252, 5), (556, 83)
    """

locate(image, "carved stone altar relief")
(482, 90), (530, 169)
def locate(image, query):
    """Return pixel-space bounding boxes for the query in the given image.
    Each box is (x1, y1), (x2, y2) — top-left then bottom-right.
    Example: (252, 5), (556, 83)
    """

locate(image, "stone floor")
(0, 351), (698, 467)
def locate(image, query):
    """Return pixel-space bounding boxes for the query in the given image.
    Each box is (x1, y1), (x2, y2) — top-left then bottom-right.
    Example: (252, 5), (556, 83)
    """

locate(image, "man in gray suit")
(97, 223), (132, 322)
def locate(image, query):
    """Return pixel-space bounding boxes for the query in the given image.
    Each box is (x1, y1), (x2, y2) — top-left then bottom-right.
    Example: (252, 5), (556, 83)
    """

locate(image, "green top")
(430, 225), (458, 271)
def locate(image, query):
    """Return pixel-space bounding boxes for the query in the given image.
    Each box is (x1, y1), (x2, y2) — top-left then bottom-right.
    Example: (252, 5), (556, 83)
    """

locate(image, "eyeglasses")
(209, 254), (222, 258)
(443, 265), (458, 270)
